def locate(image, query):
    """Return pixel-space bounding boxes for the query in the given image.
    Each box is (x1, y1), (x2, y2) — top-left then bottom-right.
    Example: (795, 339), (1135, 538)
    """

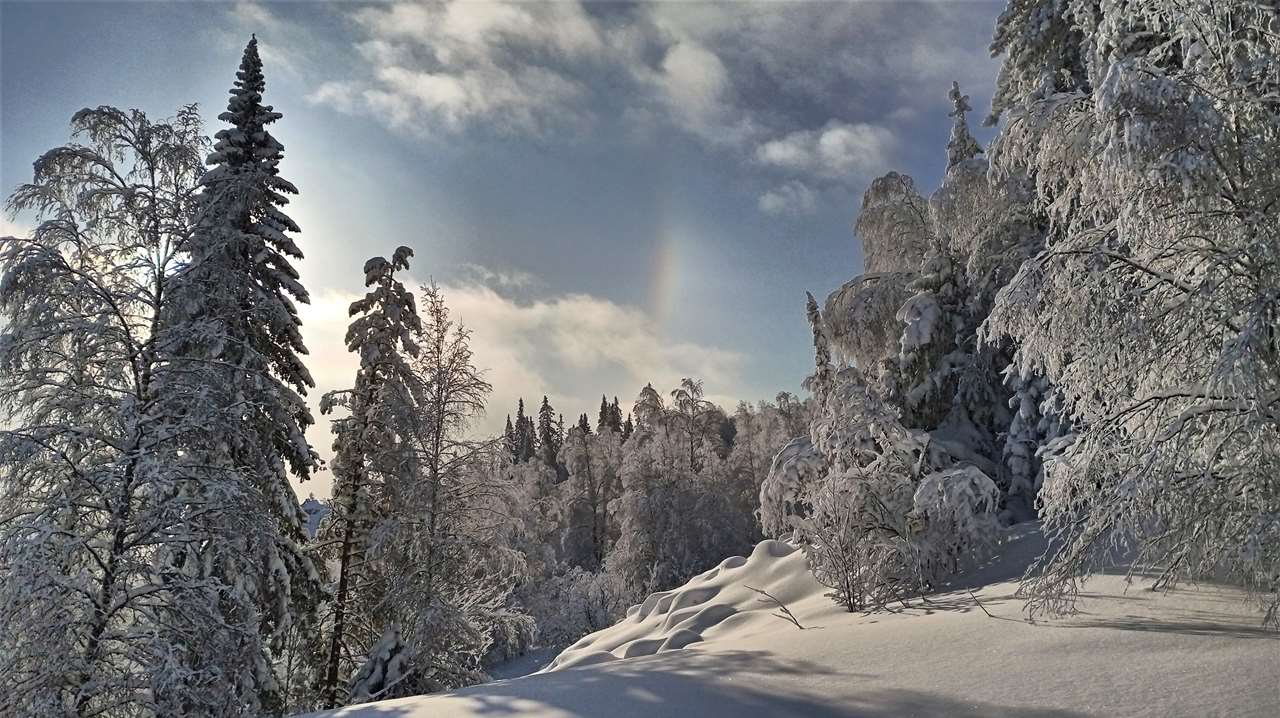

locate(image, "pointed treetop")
(806, 291), (832, 391)
(203, 32), (289, 178)
(945, 80), (982, 169)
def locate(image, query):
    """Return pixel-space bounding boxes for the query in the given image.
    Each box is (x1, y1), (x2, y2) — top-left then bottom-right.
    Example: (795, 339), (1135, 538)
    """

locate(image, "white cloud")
(368, 63), (586, 134)
(308, 1), (606, 136)
(232, 1), (280, 31)
(756, 121), (897, 182)
(297, 272), (744, 496)
(443, 282), (743, 414)
(653, 41), (735, 138)
(457, 263), (538, 290)
(0, 217), (31, 238)
(295, 1), (999, 191)
(758, 180), (818, 216)
(223, 2), (303, 77)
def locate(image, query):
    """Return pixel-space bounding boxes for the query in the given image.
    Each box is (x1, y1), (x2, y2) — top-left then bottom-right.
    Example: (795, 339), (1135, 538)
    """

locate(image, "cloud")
(290, 1), (1001, 215)
(456, 263), (538, 290)
(0, 216), (31, 238)
(304, 1), (607, 136)
(297, 270), (744, 495)
(649, 41), (744, 143)
(445, 282), (742, 408)
(222, 1), (304, 77)
(232, 1), (281, 32)
(758, 181), (818, 216)
(756, 121), (897, 182)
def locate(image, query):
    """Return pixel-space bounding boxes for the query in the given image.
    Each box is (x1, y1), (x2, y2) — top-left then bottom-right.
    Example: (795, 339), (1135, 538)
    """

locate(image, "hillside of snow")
(303, 525), (1279, 717)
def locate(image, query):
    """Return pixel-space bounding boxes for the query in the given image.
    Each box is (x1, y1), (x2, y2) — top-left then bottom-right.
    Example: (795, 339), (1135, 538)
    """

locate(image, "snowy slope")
(302, 525), (1279, 717)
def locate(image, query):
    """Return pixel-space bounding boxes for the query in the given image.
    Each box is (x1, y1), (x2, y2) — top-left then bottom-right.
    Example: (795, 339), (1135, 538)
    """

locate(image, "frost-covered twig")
(745, 585), (805, 629)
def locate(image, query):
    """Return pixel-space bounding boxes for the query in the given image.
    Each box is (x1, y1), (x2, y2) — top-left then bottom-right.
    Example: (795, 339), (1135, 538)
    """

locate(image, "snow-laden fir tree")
(348, 627), (412, 705)
(503, 415), (517, 461)
(161, 36), (326, 712)
(985, 0), (1093, 126)
(1000, 363), (1066, 521)
(0, 105), (303, 716)
(817, 80), (1055, 524)
(513, 398), (537, 463)
(537, 395), (562, 470)
(946, 81), (983, 169)
(983, 0), (1280, 624)
(596, 395), (624, 434)
(318, 247), (420, 709)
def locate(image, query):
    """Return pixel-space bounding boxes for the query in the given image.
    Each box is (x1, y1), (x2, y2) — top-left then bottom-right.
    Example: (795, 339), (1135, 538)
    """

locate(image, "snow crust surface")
(301, 525), (1279, 717)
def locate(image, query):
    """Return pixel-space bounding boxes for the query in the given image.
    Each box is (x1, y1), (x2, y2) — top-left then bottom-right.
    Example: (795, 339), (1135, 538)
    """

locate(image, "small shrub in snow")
(349, 628), (414, 704)
(911, 465), (1001, 579)
(804, 468), (916, 612)
(526, 566), (630, 647)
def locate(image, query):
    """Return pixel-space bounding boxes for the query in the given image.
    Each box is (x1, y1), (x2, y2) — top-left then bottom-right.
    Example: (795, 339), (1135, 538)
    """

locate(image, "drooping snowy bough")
(982, 1), (1280, 625)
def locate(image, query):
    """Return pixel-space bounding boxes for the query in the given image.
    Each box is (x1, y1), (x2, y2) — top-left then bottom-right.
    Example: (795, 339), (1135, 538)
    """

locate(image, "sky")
(1, 0), (1002, 496)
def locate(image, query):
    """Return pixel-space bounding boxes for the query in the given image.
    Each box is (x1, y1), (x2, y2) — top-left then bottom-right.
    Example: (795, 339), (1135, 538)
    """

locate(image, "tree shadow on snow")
(335, 648), (1086, 718)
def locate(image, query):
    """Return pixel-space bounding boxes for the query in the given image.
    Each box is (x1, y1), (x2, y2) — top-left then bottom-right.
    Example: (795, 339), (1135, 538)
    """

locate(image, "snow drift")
(302, 525), (1279, 718)
(546, 539), (816, 671)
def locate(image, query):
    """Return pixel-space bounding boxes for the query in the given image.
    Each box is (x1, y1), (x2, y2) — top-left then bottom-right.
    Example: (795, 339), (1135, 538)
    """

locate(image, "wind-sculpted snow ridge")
(544, 539), (818, 671)
(300, 525), (1278, 718)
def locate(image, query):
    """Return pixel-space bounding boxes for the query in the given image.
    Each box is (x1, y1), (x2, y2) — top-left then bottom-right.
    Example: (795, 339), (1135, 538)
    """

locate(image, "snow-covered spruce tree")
(161, 36), (327, 713)
(893, 249), (969, 429)
(818, 81), (1054, 523)
(890, 81), (1020, 468)
(0, 106), (292, 716)
(503, 415), (517, 462)
(985, 0), (1094, 127)
(372, 282), (533, 699)
(512, 398), (538, 464)
(1000, 363), (1066, 521)
(610, 397), (625, 431)
(537, 395), (563, 472)
(983, 1), (1280, 624)
(946, 81), (984, 169)
(348, 627), (412, 705)
(318, 247), (420, 709)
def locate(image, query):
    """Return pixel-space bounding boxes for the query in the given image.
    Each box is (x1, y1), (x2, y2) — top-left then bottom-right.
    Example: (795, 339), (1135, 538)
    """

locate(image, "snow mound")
(545, 539), (817, 671)
(300, 525), (1279, 718)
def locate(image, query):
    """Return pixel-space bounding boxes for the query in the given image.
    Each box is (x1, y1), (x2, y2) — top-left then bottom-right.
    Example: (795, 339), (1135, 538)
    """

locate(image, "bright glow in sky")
(1, 1), (1001, 496)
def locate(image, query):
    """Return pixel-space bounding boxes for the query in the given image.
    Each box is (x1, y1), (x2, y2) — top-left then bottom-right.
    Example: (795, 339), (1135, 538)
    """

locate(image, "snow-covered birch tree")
(983, 1), (1280, 624)
(0, 102), (305, 716)
(373, 282), (532, 697)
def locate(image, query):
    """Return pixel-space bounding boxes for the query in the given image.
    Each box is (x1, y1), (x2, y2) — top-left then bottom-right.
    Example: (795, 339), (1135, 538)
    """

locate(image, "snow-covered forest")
(2, 1), (1278, 716)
